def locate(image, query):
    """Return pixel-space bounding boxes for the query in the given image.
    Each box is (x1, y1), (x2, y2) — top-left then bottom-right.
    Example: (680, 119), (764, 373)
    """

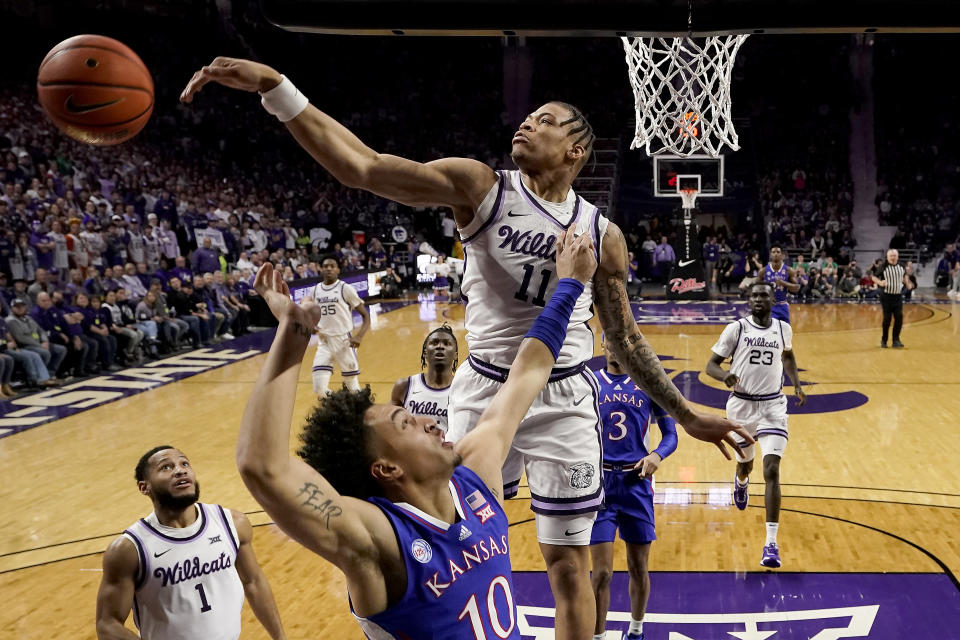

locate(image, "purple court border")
(513, 571), (960, 639)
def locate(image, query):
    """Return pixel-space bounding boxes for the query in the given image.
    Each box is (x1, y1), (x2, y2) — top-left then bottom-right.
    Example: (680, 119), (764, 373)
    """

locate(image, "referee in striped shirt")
(872, 249), (914, 348)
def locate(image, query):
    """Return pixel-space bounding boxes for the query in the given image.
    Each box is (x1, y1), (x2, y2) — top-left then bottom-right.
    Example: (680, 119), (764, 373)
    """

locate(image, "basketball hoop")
(622, 35), (748, 157)
(679, 188), (699, 210)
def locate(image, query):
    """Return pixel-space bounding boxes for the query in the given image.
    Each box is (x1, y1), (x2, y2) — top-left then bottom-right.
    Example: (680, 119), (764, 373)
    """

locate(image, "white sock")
(628, 619), (644, 635)
(735, 475), (748, 487)
(343, 375), (361, 392)
(765, 522), (779, 546)
(312, 370), (332, 395)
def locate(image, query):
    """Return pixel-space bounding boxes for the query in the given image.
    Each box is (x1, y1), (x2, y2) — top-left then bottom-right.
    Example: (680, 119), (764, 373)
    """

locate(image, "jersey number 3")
(514, 264), (552, 307)
(607, 411), (628, 441)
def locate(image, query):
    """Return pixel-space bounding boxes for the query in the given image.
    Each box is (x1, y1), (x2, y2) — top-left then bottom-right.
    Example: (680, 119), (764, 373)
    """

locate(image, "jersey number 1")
(515, 264), (552, 307)
(195, 583), (212, 613)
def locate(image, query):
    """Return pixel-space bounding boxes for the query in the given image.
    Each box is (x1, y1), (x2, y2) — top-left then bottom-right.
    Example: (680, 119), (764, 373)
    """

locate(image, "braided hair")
(552, 101), (596, 171)
(421, 324), (458, 371)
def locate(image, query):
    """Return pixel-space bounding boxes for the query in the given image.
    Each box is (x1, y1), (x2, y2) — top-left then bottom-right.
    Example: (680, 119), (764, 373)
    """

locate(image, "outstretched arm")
(180, 57), (495, 220)
(236, 264), (390, 585)
(594, 222), (752, 459)
(455, 232), (597, 500)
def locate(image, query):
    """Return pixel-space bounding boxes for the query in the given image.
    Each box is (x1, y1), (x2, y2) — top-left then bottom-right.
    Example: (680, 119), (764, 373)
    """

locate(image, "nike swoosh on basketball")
(153, 549), (172, 558)
(573, 395), (588, 406)
(64, 95), (123, 114)
(678, 259), (696, 267)
(564, 528), (588, 536)
(506, 210), (528, 217)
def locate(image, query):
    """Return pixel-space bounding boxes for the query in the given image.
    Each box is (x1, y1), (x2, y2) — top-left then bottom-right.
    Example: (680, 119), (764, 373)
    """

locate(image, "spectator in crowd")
(191, 237), (221, 275)
(191, 275), (226, 339)
(102, 289), (144, 364)
(378, 266), (402, 298)
(32, 291), (91, 376)
(837, 265), (861, 298)
(7, 298), (66, 381)
(27, 268), (54, 303)
(133, 291), (164, 357)
(702, 235), (719, 291)
(76, 292), (120, 371)
(120, 262), (148, 302)
(716, 250), (736, 293)
(0, 314), (59, 389)
(738, 251), (764, 294)
(654, 236), (676, 283)
(167, 277), (207, 347)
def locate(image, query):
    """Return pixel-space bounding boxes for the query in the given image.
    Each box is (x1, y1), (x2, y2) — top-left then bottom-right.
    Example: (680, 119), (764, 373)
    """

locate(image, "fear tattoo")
(295, 482), (343, 528)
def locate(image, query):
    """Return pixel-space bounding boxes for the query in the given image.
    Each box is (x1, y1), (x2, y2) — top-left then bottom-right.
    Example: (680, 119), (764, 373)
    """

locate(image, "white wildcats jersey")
(711, 315), (793, 398)
(122, 503), (244, 640)
(312, 279), (362, 336)
(403, 373), (451, 432)
(458, 170), (609, 367)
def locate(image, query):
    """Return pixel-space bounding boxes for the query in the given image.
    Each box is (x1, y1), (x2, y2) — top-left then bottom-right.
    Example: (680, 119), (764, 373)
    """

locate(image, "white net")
(622, 35), (748, 157)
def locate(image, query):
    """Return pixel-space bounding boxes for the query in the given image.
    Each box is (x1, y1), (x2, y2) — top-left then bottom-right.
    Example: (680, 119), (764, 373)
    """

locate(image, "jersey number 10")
(457, 576), (516, 638)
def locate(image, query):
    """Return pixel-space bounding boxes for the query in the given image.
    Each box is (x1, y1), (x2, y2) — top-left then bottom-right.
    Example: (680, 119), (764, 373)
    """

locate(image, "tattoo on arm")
(295, 482), (343, 529)
(595, 273), (694, 422)
(291, 322), (314, 339)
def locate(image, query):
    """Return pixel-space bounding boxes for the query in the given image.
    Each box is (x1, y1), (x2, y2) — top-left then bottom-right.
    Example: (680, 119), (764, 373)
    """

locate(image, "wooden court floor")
(1, 299), (958, 638)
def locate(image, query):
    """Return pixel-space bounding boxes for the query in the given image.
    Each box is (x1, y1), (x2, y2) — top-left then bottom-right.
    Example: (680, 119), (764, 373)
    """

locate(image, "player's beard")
(155, 481), (201, 511)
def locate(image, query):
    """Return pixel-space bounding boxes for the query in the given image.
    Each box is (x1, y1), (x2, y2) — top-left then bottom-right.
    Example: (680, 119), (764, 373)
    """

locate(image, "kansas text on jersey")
(354, 466), (520, 639)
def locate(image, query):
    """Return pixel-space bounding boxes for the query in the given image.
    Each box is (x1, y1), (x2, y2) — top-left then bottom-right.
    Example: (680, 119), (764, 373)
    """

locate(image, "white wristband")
(259, 75), (309, 123)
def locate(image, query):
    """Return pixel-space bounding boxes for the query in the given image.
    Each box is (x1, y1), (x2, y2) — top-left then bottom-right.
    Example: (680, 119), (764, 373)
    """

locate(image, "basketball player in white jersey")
(705, 282), (806, 568)
(95, 446), (286, 640)
(311, 256), (370, 395)
(391, 324), (458, 432)
(182, 59), (749, 639)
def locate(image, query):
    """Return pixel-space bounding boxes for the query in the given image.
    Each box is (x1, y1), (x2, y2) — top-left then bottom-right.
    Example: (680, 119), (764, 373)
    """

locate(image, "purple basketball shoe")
(733, 475), (749, 510)
(761, 543), (781, 568)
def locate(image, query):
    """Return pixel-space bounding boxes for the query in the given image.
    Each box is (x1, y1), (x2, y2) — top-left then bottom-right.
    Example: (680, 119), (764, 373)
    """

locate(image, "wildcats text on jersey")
(154, 553), (233, 587)
(496, 225), (558, 259)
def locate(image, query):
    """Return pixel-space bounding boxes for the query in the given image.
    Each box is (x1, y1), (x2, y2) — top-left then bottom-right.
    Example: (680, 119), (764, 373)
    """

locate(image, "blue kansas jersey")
(764, 262), (791, 323)
(595, 369), (676, 466)
(593, 369), (678, 545)
(356, 465), (520, 639)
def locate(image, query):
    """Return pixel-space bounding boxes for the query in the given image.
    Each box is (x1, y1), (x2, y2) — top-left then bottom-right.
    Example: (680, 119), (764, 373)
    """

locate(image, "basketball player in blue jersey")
(591, 340), (677, 640)
(183, 59), (750, 639)
(95, 447), (287, 640)
(235, 234), (600, 639)
(763, 244), (799, 324)
(391, 324), (458, 433)
(705, 283), (806, 568)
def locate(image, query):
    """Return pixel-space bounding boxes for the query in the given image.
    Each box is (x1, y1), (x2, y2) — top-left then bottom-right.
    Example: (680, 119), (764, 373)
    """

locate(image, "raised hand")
(254, 263), (322, 331)
(555, 229), (597, 284)
(180, 57), (283, 103)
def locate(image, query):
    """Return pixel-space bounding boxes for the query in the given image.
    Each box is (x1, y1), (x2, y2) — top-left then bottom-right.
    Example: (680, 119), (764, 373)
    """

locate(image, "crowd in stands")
(874, 37), (960, 289)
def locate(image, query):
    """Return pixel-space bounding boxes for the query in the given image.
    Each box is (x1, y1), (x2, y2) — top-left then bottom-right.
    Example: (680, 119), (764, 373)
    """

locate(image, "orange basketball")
(37, 35), (154, 146)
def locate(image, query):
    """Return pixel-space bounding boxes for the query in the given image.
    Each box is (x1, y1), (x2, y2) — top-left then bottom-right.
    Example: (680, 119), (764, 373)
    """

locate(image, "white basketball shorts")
(726, 393), (789, 462)
(447, 355), (604, 544)
(312, 333), (360, 377)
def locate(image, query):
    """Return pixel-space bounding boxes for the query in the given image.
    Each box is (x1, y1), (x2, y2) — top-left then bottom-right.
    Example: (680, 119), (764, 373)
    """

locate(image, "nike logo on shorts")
(679, 259), (696, 267)
(564, 528), (588, 536)
(573, 395), (588, 406)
